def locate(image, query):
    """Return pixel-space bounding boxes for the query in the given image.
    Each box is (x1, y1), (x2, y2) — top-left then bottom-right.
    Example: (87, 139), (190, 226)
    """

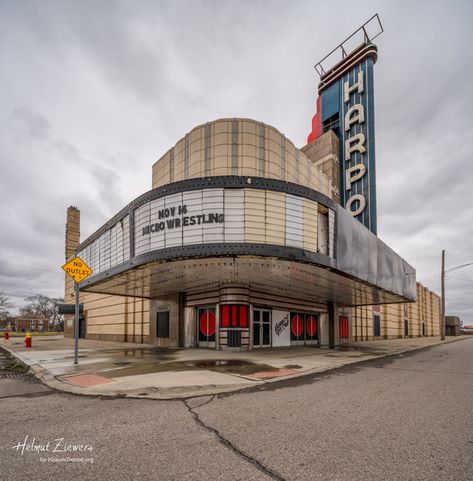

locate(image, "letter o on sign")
(346, 194), (366, 217)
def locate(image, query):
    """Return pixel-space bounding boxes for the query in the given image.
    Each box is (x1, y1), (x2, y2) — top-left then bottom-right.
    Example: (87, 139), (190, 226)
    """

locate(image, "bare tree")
(22, 294), (65, 331)
(0, 292), (13, 321)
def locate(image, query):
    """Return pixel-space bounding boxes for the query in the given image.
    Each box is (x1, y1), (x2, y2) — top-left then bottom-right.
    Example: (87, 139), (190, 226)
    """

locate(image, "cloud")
(0, 0), (472, 322)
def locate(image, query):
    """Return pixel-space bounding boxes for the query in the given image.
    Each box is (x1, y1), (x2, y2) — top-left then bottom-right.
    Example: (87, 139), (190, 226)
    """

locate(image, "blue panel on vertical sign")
(315, 43), (378, 234)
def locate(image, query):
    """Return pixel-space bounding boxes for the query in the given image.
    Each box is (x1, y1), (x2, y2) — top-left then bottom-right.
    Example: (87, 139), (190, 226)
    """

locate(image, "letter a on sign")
(62, 257), (93, 283)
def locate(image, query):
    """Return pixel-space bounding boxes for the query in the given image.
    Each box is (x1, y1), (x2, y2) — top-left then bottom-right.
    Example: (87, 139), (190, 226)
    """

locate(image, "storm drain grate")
(0, 373), (27, 379)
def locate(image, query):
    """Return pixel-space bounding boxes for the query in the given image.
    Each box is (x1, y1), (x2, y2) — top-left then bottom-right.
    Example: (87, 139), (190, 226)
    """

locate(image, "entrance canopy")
(80, 255), (411, 307)
(76, 178), (416, 307)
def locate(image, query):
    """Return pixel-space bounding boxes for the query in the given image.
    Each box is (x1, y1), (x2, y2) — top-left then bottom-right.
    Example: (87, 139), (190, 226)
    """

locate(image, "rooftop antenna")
(314, 14), (383, 77)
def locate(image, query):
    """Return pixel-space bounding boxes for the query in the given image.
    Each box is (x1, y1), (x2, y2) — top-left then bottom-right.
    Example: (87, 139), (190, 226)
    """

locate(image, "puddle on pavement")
(99, 359), (283, 379)
(103, 348), (177, 362)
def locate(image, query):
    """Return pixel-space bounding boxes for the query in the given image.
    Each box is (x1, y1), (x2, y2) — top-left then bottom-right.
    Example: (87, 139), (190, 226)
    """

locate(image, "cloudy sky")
(1, 0), (472, 322)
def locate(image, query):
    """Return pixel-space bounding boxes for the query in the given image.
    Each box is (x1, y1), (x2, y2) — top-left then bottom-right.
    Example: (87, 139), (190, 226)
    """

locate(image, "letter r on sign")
(345, 133), (366, 161)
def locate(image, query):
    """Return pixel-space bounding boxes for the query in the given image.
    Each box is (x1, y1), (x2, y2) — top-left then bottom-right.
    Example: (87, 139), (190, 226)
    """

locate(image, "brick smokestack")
(65, 206), (80, 261)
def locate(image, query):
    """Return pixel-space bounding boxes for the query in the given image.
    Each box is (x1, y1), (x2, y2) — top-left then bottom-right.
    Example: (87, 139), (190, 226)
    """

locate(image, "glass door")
(253, 309), (271, 347)
(197, 306), (216, 348)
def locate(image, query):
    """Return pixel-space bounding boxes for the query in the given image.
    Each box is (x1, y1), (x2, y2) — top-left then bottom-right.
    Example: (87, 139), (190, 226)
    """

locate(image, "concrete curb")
(0, 336), (469, 400)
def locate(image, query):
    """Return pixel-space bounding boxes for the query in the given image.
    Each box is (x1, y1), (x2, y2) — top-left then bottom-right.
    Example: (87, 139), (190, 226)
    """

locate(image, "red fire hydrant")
(3, 330), (9, 340)
(25, 332), (32, 348)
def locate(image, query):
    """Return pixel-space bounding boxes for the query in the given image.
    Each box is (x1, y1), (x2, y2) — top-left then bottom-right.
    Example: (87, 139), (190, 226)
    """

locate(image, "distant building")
(9, 315), (50, 332)
(445, 316), (461, 336)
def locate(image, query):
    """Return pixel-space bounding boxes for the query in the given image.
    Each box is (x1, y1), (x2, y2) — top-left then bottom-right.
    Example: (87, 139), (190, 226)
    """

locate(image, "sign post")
(62, 256), (93, 365)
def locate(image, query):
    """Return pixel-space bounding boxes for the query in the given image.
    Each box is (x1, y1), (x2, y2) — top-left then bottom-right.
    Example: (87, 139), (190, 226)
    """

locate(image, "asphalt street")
(2, 339), (472, 481)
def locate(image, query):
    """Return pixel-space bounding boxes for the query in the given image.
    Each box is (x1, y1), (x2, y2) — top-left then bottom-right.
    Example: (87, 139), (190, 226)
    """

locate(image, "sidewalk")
(1, 334), (469, 399)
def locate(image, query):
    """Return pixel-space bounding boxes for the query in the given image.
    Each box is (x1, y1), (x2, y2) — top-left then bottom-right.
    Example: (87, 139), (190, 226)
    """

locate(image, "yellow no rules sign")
(62, 257), (93, 283)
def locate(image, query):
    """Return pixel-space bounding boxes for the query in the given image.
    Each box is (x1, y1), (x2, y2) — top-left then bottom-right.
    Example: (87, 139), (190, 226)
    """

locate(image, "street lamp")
(440, 250), (473, 341)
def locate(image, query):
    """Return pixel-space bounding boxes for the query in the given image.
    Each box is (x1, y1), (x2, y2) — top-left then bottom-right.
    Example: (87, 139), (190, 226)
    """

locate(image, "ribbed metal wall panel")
(224, 189), (245, 242)
(202, 188), (224, 243)
(164, 192), (183, 248)
(245, 189), (266, 243)
(134, 203), (151, 256)
(265, 191), (285, 245)
(303, 199), (318, 252)
(183, 190), (203, 245)
(285, 194), (304, 248)
(328, 209), (335, 258)
(149, 198), (165, 251)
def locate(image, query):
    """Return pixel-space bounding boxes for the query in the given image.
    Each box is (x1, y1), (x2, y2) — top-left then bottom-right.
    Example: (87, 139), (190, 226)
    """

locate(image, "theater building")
(63, 24), (441, 349)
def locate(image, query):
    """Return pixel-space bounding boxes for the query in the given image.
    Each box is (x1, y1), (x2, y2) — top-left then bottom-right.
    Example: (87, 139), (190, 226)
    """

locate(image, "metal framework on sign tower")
(314, 14), (384, 77)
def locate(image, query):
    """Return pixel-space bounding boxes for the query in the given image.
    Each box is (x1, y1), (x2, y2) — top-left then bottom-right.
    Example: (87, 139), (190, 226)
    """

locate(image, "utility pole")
(441, 250), (445, 341)
(440, 256), (473, 340)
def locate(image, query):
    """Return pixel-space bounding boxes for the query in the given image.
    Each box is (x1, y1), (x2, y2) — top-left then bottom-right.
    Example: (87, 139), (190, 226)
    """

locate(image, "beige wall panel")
(267, 160), (280, 179)
(175, 138), (185, 154)
(81, 295), (128, 310)
(267, 127), (280, 143)
(285, 143), (296, 161)
(245, 189), (266, 243)
(213, 144), (230, 158)
(151, 119), (342, 194)
(153, 162), (170, 188)
(266, 139), (280, 156)
(268, 149), (281, 166)
(213, 166), (231, 176)
(86, 304), (128, 318)
(86, 308), (127, 321)
(241, 133), (257, 146)
(241, 120), (257, 135)
(189, 139), (205, 161)
(265, 191), (285, 246)
(213, 155), (230, 171)
(189, 138), (203, 153)
(285, 158), (296, 183)
(87, 324), (126, 335)
(189, 151), (204, 177)
(173, 158), (184, 183)
(241, 155), (257, 171)
(241, 144), (257, 157)
(303, 199), (318, 252)
(189, 126), (204, 144)
(213, 120), (231, 135)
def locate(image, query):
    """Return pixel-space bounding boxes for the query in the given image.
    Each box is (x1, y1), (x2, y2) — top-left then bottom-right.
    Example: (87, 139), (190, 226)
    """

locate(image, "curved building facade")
(63, 37), (441, 349)
(64, 118), (418, 350)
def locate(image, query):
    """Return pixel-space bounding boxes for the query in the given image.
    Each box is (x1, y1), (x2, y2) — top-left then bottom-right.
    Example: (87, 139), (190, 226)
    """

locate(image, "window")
(220, 305), (248, 348)
(322, 113), (339, 133)
(156, 311), (169, 338)
(373, 314), (381, 337)
(220, 305), (248, 328)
